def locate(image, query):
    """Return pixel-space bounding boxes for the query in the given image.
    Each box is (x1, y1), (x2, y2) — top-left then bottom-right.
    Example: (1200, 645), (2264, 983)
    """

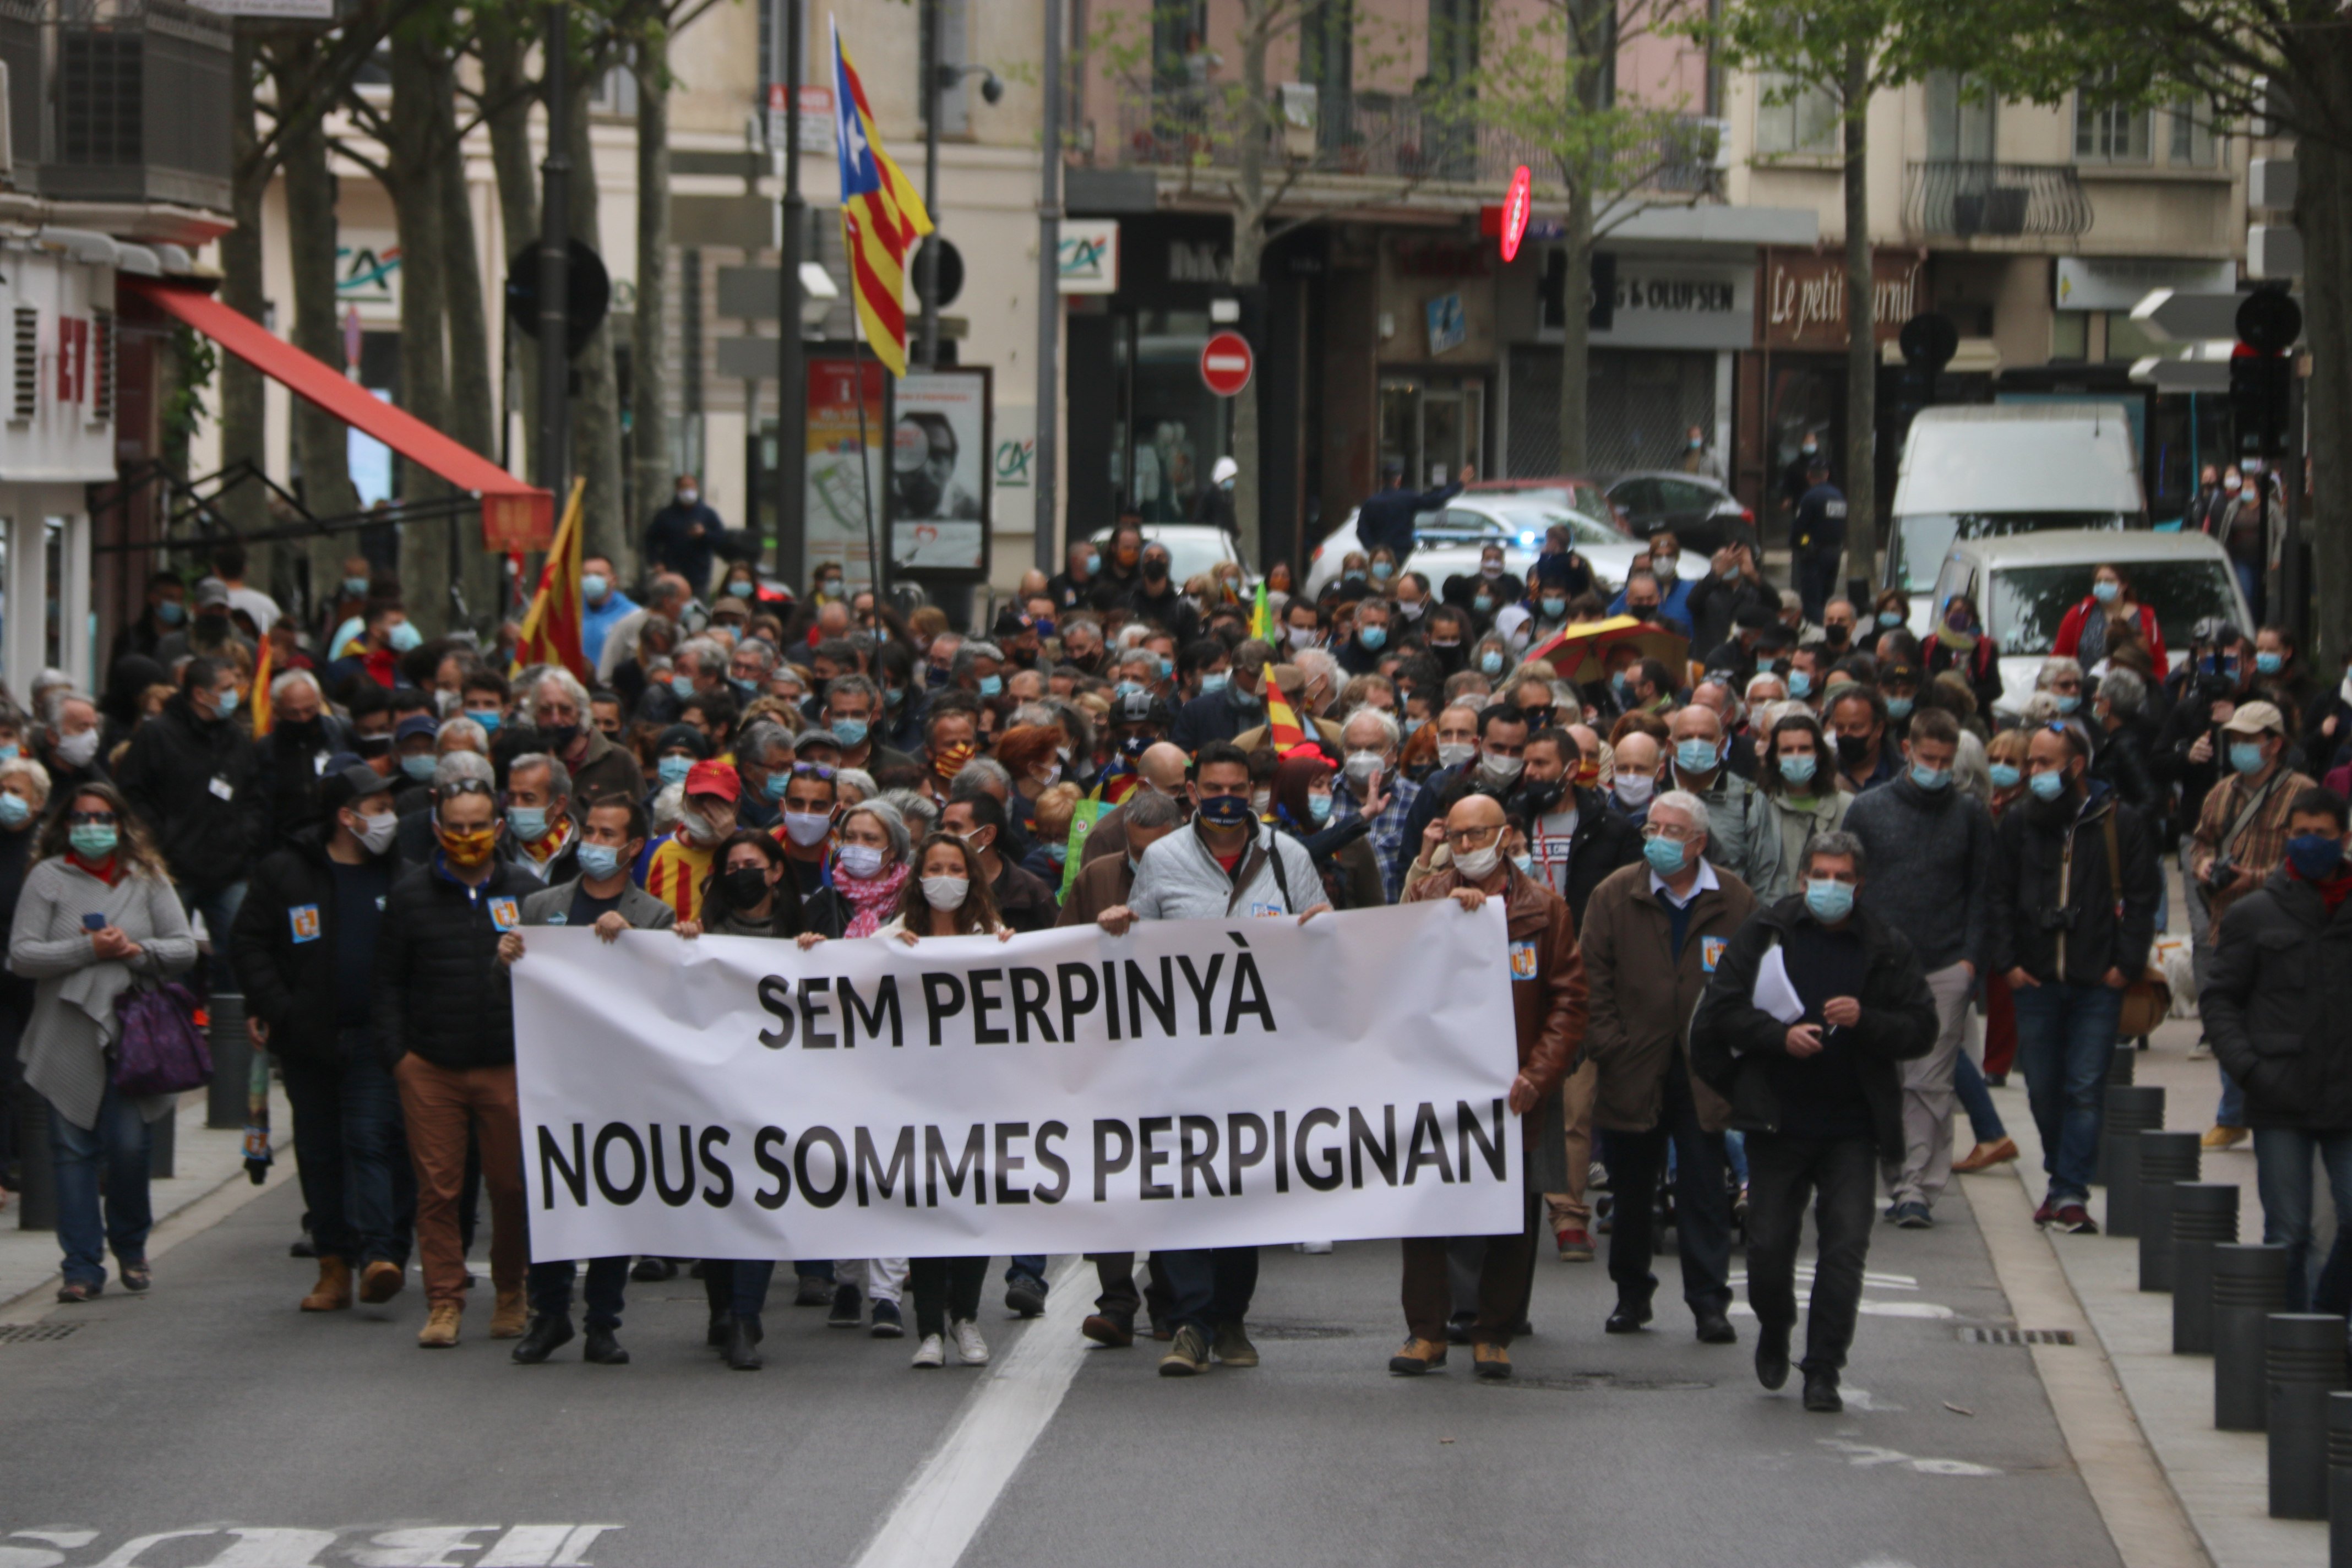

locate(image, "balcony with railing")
(1111, 89), (1721, 199)
(0, 0), (233, 213)
(1903, 161), (2093, 241)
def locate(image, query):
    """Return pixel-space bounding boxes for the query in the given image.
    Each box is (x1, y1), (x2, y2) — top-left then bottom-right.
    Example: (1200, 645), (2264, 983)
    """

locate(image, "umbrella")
(1529, 616), (1691, 685)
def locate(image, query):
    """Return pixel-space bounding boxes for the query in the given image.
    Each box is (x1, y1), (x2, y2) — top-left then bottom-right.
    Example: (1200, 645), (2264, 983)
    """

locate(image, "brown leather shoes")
(1387, 1337), (1448, 1375)
(489, 1287), (529, 1338)
(1472, 1342), (1512, 1380)
(358, 1260), (406, 1304)
(1080, 1313), (1134, 1348)
(417, 1301), (462, 1348)
(300, 1257), (352, 1313)
(1953, 1137), (2019, 1173)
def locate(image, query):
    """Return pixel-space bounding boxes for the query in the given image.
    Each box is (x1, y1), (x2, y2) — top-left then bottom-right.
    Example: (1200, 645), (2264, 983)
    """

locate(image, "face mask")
(1197, 792), (1256, 828)
(1344, 569), (1366, 584)
(1876, 611), (1903, 629)
(832, 718), (870, 749)
(576, 842), (623, 879)
(1512, 852), (1534, 873)
(2027, 769), (2067, 802)
(2257, 651), (2284, 675)
(1885, 696), (1914, 720)
(838, 842), (886, 879)
(2286, 833), (2347, 881)
(769, 809), (828, 847)
(580, 573), (609, 603)
(1835, 733), (1872, 767)
(541, 723), (580, 754)
(885, 685), (906, 708)
(56, 729), (100, 769)
(1479, 651), (1504, 676)
(1801, 442), (1818, 457)
(1436, 741), (1477, 771)
(438, 824), (497, 868)
(1805, 876), (1855, 922)
(2090, 580), (2120, 605)
(507, 805), (549, 841)
(1823, 623), (1850, 647)
(343, 576), (372, 598)
(69, 823), (118, 859)
(2224, 476), (2243, 494)
(1403, 715), (1426, 739)
(1653, 557), (1679, 583)
(1084, 551), (1101, 574)
(1371, 562), (1393, 580)
(1909, 763), (1951, 792)
(1786, 670), (1812, 700)
(2048, 693), (2079, 717)
(213, 688), (241, 720)
(1778, 753), (1817, 788)
(1306, 793), (1334, 823)
(1674, 738), (1719, 775)
(1474, 592), (1495, 613)
(678, 489), (700, 508)
(1358, 626), (1388, 651)
(0, 793), (26, 829)
(755, 770), (789, 802)
(2229, 741), (2269, 775)
(706, 865), (765, 910)
(1289, 625), (1319, 650)
(1480, 754), (1525, 785)
(388, 621), (423, 654)
(1642, 834), (1687, 876)
(1481, 562), (1504, 579)
(658, 755), (694, 787)
(156, 599), (186, 627)
(1614, 774), (1654, 808)
(670, 673), (700, 700)
(1453, 842), (1502, 880)
(1540, 597), (1568, 618)
(401, 754), (437, 783)
(977, 674), (1003, 698)
(1250, 788), (1272, 816)
(1343, 750), (1384, 790)
(1199, 672), (1229, 695)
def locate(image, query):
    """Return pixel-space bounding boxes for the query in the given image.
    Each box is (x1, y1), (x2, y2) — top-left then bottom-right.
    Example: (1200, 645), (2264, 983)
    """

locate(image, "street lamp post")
(776, 0), (807, 595)
(537, 2), (571, 502)
(1033, 0), (1061, 574)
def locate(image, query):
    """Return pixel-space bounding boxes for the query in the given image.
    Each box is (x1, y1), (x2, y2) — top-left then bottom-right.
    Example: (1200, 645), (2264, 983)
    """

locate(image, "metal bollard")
(2329, 1392), (2352, 1566)
(2100, 1084), (2166, 1232)
(14, 1088), (53, 1231)
(2269, 1313), (2350, 1520)
(148, 1103), (175, 1180)
(2138, 1131), (2204, 1292)
(2110, 1044), (2137, 1087)
(205, 991), (248, 1131)
(2217, 1244), (2293, 1430)
(2173, 1184), (2241, 1354)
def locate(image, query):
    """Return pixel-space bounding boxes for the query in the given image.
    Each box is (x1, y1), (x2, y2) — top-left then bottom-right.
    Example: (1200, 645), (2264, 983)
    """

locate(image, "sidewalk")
(1, 1084), (291, 1316)
(1972, 1011), (2326, 1568)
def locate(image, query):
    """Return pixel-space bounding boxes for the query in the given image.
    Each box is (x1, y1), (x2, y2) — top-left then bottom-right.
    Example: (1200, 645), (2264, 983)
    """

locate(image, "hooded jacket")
(2203, 867), (2352, 1131)
(114, 692), (265, 896)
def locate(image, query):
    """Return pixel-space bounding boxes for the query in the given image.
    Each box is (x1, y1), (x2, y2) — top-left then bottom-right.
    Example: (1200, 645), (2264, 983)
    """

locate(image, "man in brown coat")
(1391, 793), (1586, 1380)
(1580, 787), (1758, 1345)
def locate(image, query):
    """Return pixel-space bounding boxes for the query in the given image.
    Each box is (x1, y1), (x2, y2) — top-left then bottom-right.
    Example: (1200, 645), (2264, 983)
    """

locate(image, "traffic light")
(2230, 288), (2301, 457)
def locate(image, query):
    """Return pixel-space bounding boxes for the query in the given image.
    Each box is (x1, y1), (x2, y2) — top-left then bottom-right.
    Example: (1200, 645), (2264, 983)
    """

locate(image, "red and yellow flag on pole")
(832, 19), (934, 377)
(513, 478), (590, 682)
(248, 630), (274, 736)
(1262, 662), (1308, 755)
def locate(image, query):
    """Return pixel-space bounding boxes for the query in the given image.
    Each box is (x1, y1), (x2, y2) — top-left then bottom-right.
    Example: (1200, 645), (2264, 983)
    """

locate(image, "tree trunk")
(1838, 43), (1877, 597)
(220, 29), (271, 566)
(388, 30), (453, 633)
(631, 29), (673, 532)
(273, 47), (362, 614)
(437, 56), (503, 633)
(568, 74), (632, 576)
(1226, 0), (1270, 567)
(479, 9), (541, 486)
(2297, 49), (2352, 669)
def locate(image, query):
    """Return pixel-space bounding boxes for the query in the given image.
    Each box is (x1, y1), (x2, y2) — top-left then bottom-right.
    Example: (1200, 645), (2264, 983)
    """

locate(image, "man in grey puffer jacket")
(1839, 708), (1992, 1226)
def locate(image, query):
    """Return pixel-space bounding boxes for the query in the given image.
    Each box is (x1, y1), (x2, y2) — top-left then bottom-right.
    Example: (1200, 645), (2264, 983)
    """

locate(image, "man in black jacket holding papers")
(1691, 830), (1936, 1414)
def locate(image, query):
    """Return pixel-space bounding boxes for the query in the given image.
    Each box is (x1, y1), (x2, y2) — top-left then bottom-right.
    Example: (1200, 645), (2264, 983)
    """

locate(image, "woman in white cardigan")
(9, 781), (197, 1302)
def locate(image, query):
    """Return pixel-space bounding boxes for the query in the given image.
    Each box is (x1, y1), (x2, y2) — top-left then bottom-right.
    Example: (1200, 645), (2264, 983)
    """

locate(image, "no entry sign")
(1200, 331), (1254, 397)
(1500, 165), (1533, 263)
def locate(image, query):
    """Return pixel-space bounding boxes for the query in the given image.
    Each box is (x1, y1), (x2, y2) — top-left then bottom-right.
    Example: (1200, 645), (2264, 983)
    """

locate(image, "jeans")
(48, 1082), (154, 1288)
(2011, 981), (2125, 1202)
(2235, 559), (2264, 627)
(278, 1030), (413, 1268)
(2218, 1064), (2247, 1129)
(179, 881), (248, 994)
(2252, 1127), (2352, 1313)
(724, 1260), (775, 1322)
(1159, 1245), (1260, 1334)
(1006, 1255), (1048, 1289)
(1600, 1065), (1733, 1316)
(910, 1256), (989, 1338)
(1953, 1052), (2006, 1143)
(527, 1256), (629, 1330)
(1745, 1132), (1877, 1375)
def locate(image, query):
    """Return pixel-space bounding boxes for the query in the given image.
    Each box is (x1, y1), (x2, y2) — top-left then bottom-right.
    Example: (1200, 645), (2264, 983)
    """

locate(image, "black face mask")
(1513, 777), (1566, 816)
(1834, 732), (1873, 766)
(720, 866), (772, 908)
(541, 722), (579, 753)
(281, 716), (323, 741)
(356, 733), (393, 759)
(1823, 623), (1851, 648)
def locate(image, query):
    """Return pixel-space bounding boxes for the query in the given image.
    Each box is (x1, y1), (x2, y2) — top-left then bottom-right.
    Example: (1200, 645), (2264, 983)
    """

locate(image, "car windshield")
(1989, 560), (2240, 657)
(1888, 511), (2133, 592)
(1091, 527), (1237, 585)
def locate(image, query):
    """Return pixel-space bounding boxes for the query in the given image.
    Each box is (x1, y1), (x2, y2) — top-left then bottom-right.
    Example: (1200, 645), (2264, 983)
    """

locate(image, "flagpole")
(853, 339), (880, 598)
(775, 0), (806, 598)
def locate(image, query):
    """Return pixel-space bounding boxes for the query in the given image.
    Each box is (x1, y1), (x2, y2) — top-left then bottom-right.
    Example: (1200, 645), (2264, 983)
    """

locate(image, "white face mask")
(1614, 774), (1656, 808)
(1479, 753), (1525, 784)
(1453, 842), (1502, 880)
(352, 809), (398, 856)
(56, 729), (100, 769)
(1289, 625), (1318, 650)
(921, 874), (970, 911)
(1436, 741), (1477, 771)
(678, 489), (700, 507)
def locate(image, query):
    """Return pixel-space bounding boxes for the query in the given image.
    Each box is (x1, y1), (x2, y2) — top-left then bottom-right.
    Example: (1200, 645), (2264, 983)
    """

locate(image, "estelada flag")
(513, 478), (590, 683)
(832, 19), (934, 377)
(249, 629), (274, 737)
(1262, 663), (1308, 755)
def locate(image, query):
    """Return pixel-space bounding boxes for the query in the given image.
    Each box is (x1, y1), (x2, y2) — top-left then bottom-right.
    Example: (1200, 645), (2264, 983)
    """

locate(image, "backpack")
(112, 982), (214, 1098)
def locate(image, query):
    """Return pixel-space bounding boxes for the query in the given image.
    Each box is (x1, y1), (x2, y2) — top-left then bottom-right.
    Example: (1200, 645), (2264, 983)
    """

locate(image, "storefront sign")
(336, 231), (401, 321)
(1499, 167), (1533, 263)
(766, 83), (837, 154)
(1425, 293), (1469, 356)
(1058, 220), (1120, 294)
(1589, 258), (1755, 351)
(2054, 255), (2239, 313)
(1758, 249), (1926, 351)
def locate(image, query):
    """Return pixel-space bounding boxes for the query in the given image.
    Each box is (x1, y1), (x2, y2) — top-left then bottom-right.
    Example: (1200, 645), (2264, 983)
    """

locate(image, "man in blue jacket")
(643, 474), (723, 594)
(1355, 460), (1473, 563)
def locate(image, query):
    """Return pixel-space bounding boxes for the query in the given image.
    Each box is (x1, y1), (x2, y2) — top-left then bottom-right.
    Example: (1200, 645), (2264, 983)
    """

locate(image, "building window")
(11, 308), (34, 421)
(2050, 311), (2087, 363)
(587, 61), (639, 117)
(1427, 0), (1479, 92)
(1756, 73), (1839, 155)
(2075, 72), (2150, 162)
(1298, 0), (1352, 151)
(2168, 99), (2218, 167)
(1925, 70), (1994, 162)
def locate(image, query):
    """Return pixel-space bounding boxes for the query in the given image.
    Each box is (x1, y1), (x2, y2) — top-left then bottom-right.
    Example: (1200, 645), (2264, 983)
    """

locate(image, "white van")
(1928, 529), (2248, 719)
(1885, 404), (2147, 625)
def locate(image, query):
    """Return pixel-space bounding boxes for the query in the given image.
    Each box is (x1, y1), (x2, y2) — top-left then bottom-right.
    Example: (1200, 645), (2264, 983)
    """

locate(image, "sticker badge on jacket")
(489, 897), (521, 932)
(1701, 935), (1728, 973)
(1509, 940), (1539, 980)
(288, 904), (322, 943)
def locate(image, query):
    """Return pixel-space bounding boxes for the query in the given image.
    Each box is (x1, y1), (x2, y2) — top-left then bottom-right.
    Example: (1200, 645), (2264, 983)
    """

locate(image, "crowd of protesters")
(2, 508), (2348, 1417)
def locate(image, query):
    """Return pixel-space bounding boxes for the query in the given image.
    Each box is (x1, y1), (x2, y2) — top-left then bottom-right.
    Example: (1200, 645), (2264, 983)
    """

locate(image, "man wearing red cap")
(636, 759), (740, 923)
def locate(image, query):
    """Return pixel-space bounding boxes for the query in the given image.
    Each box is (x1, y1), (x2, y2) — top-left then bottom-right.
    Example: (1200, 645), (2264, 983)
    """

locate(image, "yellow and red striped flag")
(513, 478), (590, 683)
(831, 19), (934, 377)
(1262, 662), (1308, 755)
(249, 628), (274, 736)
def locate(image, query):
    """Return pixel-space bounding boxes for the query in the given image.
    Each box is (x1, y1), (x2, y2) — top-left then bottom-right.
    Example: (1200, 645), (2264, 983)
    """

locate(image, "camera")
(2201, 857), (2238, 894)
(2036, 906), (2081, 933)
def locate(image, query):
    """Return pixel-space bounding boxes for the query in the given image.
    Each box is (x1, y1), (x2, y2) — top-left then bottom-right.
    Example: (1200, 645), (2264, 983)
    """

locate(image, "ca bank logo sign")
(337, 239), (402, 315)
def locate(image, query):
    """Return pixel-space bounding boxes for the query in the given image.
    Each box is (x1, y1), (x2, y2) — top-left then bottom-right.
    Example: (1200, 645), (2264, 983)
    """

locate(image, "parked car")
(1927, 527), (2246, 718)
(1604, 471), (1758, 556)
(1305, 492), (1642, 602)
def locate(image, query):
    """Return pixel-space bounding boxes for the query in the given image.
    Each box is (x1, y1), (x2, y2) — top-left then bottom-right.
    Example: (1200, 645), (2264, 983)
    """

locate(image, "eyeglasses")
(66, 811), (116, 826)
(1445, 824), (1502, 850)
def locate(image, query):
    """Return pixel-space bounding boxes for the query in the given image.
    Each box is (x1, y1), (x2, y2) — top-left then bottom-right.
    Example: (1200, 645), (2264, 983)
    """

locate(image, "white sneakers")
(912, 1333), (945, 1368)
(951, 1317), (990, 1365)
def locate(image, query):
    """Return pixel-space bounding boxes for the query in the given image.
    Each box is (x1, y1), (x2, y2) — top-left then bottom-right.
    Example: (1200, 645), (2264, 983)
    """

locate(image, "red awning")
(123, 278), (553, 550)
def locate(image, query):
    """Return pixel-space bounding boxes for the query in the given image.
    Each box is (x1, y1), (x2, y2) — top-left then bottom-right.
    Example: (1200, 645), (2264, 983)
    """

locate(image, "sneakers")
(793, 1273), (834, 1307)
(1004, 1273), (1047, 1319)
(1802, 1369), (1843, 1413)
(1893, 1202), (1934, 1229)
(1953, 1137), (2019, 1173)
(1555, 1227), (1595, 1263)
(2202, 1125), (2248, 1150)
(869, 1299), (906, 1339)
(2187, 1039), (2214, 1060)
(511, 1313), (575, 1364)
(1388, 1336), (1448, 1375)
(1472, 1343), (1511, 1380)
(951, 1317), (990, 1365)
(300, 1257), (352, 1313)
(1081, 1313), (1135, 1348)
(912, 1333), (946, 1369)
(1158, 1323), (1212, 1376)
(2032, 1195), (2057, 1227)
(358, 1260), (405, 1305)
(827, 1281), (864, 1329)
(2051, 1202), (2099, 1234)
(1212, 1321), (1259, 1368)
(417, 1301), (462, 1348)
(489, 1288), (529, 1338)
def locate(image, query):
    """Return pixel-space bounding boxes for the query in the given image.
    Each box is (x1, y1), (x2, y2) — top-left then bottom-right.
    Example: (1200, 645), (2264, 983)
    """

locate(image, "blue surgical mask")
(156, 600), (186, 626)
(507, 805), (548, 840)
(1540, 596), (1567, 618)
(2091, 579), (2120, 604)
(576, 842), (623, 879)
(1359, 626), (1387, 651)
(343, 576), (372, 598)
(2286, 832), (2346, 881)
(763, 771), (790, 801)
(1778, 753), (1817, 788)
(0, 744), (16, 763)
(978, 674), (1003, 698)
(671, 674), (698, 698)
(1474, 592), (1495, 612)
(2027, 769), (2067, 801)
(467, 709), (502, 735)
(1885, 695), (1914, 720)
(2229, 741), (2268, 775)
(1909, 762), (1951, 792)
(1199, 672), (1229, 695)
(401, 754), (437, 783)
(1642, 834), (1687, 876)
(1512, 853), (1534, 874)
(1877, 610), (1903, 629)
(886, 685), (906, 708)
(1989, 762), (2023, 791)
(1046, 840), (1069, 864)
(69, 823), (117, 859)
(2054, 693), (2081, 715)
(1804, 876), (1855, 922)
(0, 793), (28, 828)
(1674, 738), (1720, 775)
(2256, 651), (2284, 675)
(658, 755), (694, 787)
(1307, 792), (1333, 823)
(832, 718), (869, 748)
(1479, 652), (1504, 676)
(1371, 562), (1393, 580)
(1084, 551), (1101, 574)
(1787, 669), (1812, 699)
(215, 688), (241, 720)
(388, 620), (422, 653)
(581, 573), (610, 602)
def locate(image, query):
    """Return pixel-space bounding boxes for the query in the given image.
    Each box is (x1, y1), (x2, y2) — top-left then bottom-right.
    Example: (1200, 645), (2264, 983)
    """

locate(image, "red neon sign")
(1499, 165), (1533, 263)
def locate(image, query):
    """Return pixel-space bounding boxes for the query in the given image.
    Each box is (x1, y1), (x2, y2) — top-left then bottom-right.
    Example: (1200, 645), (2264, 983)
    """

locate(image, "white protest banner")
(513, 900), (1522, 1260)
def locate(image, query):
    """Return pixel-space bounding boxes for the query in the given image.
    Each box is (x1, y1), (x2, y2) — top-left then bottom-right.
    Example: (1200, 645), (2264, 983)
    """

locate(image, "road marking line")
(847, 1259), (1091, 1568)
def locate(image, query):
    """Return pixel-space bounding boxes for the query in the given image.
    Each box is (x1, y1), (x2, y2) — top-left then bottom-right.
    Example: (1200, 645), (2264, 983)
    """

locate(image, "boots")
(358, 1260), (406, 1304)
(490, 1287), (529, 1338)
(300, 1257), (352, 1313)
(417, 1300), (462, 1348)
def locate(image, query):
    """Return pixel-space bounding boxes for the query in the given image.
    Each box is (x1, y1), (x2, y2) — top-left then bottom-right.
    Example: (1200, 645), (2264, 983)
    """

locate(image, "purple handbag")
(112, 982), (213, 1097)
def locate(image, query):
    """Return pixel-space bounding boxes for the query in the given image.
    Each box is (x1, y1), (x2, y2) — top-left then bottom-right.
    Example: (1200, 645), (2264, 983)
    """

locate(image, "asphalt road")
(2, 1175), (2121, 1568)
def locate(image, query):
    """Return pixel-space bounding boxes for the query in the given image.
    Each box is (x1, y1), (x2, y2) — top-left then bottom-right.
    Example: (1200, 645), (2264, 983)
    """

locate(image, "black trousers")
(1159, 1246), (1259, 1334)
(1744, 1131), (1877, 1375)
(527, 1256), (629, 1330)
(910, 1256), (989, 1338)
(1086, 1251), (1175, 1326)
(1600, 1067), (1732, 1316)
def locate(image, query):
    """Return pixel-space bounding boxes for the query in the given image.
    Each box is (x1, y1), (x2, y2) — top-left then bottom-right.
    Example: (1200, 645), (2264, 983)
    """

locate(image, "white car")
(1304, 494), (1643, 602)
(1927, 528), (2248, 719)
(1085, 522), (1257, 591)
